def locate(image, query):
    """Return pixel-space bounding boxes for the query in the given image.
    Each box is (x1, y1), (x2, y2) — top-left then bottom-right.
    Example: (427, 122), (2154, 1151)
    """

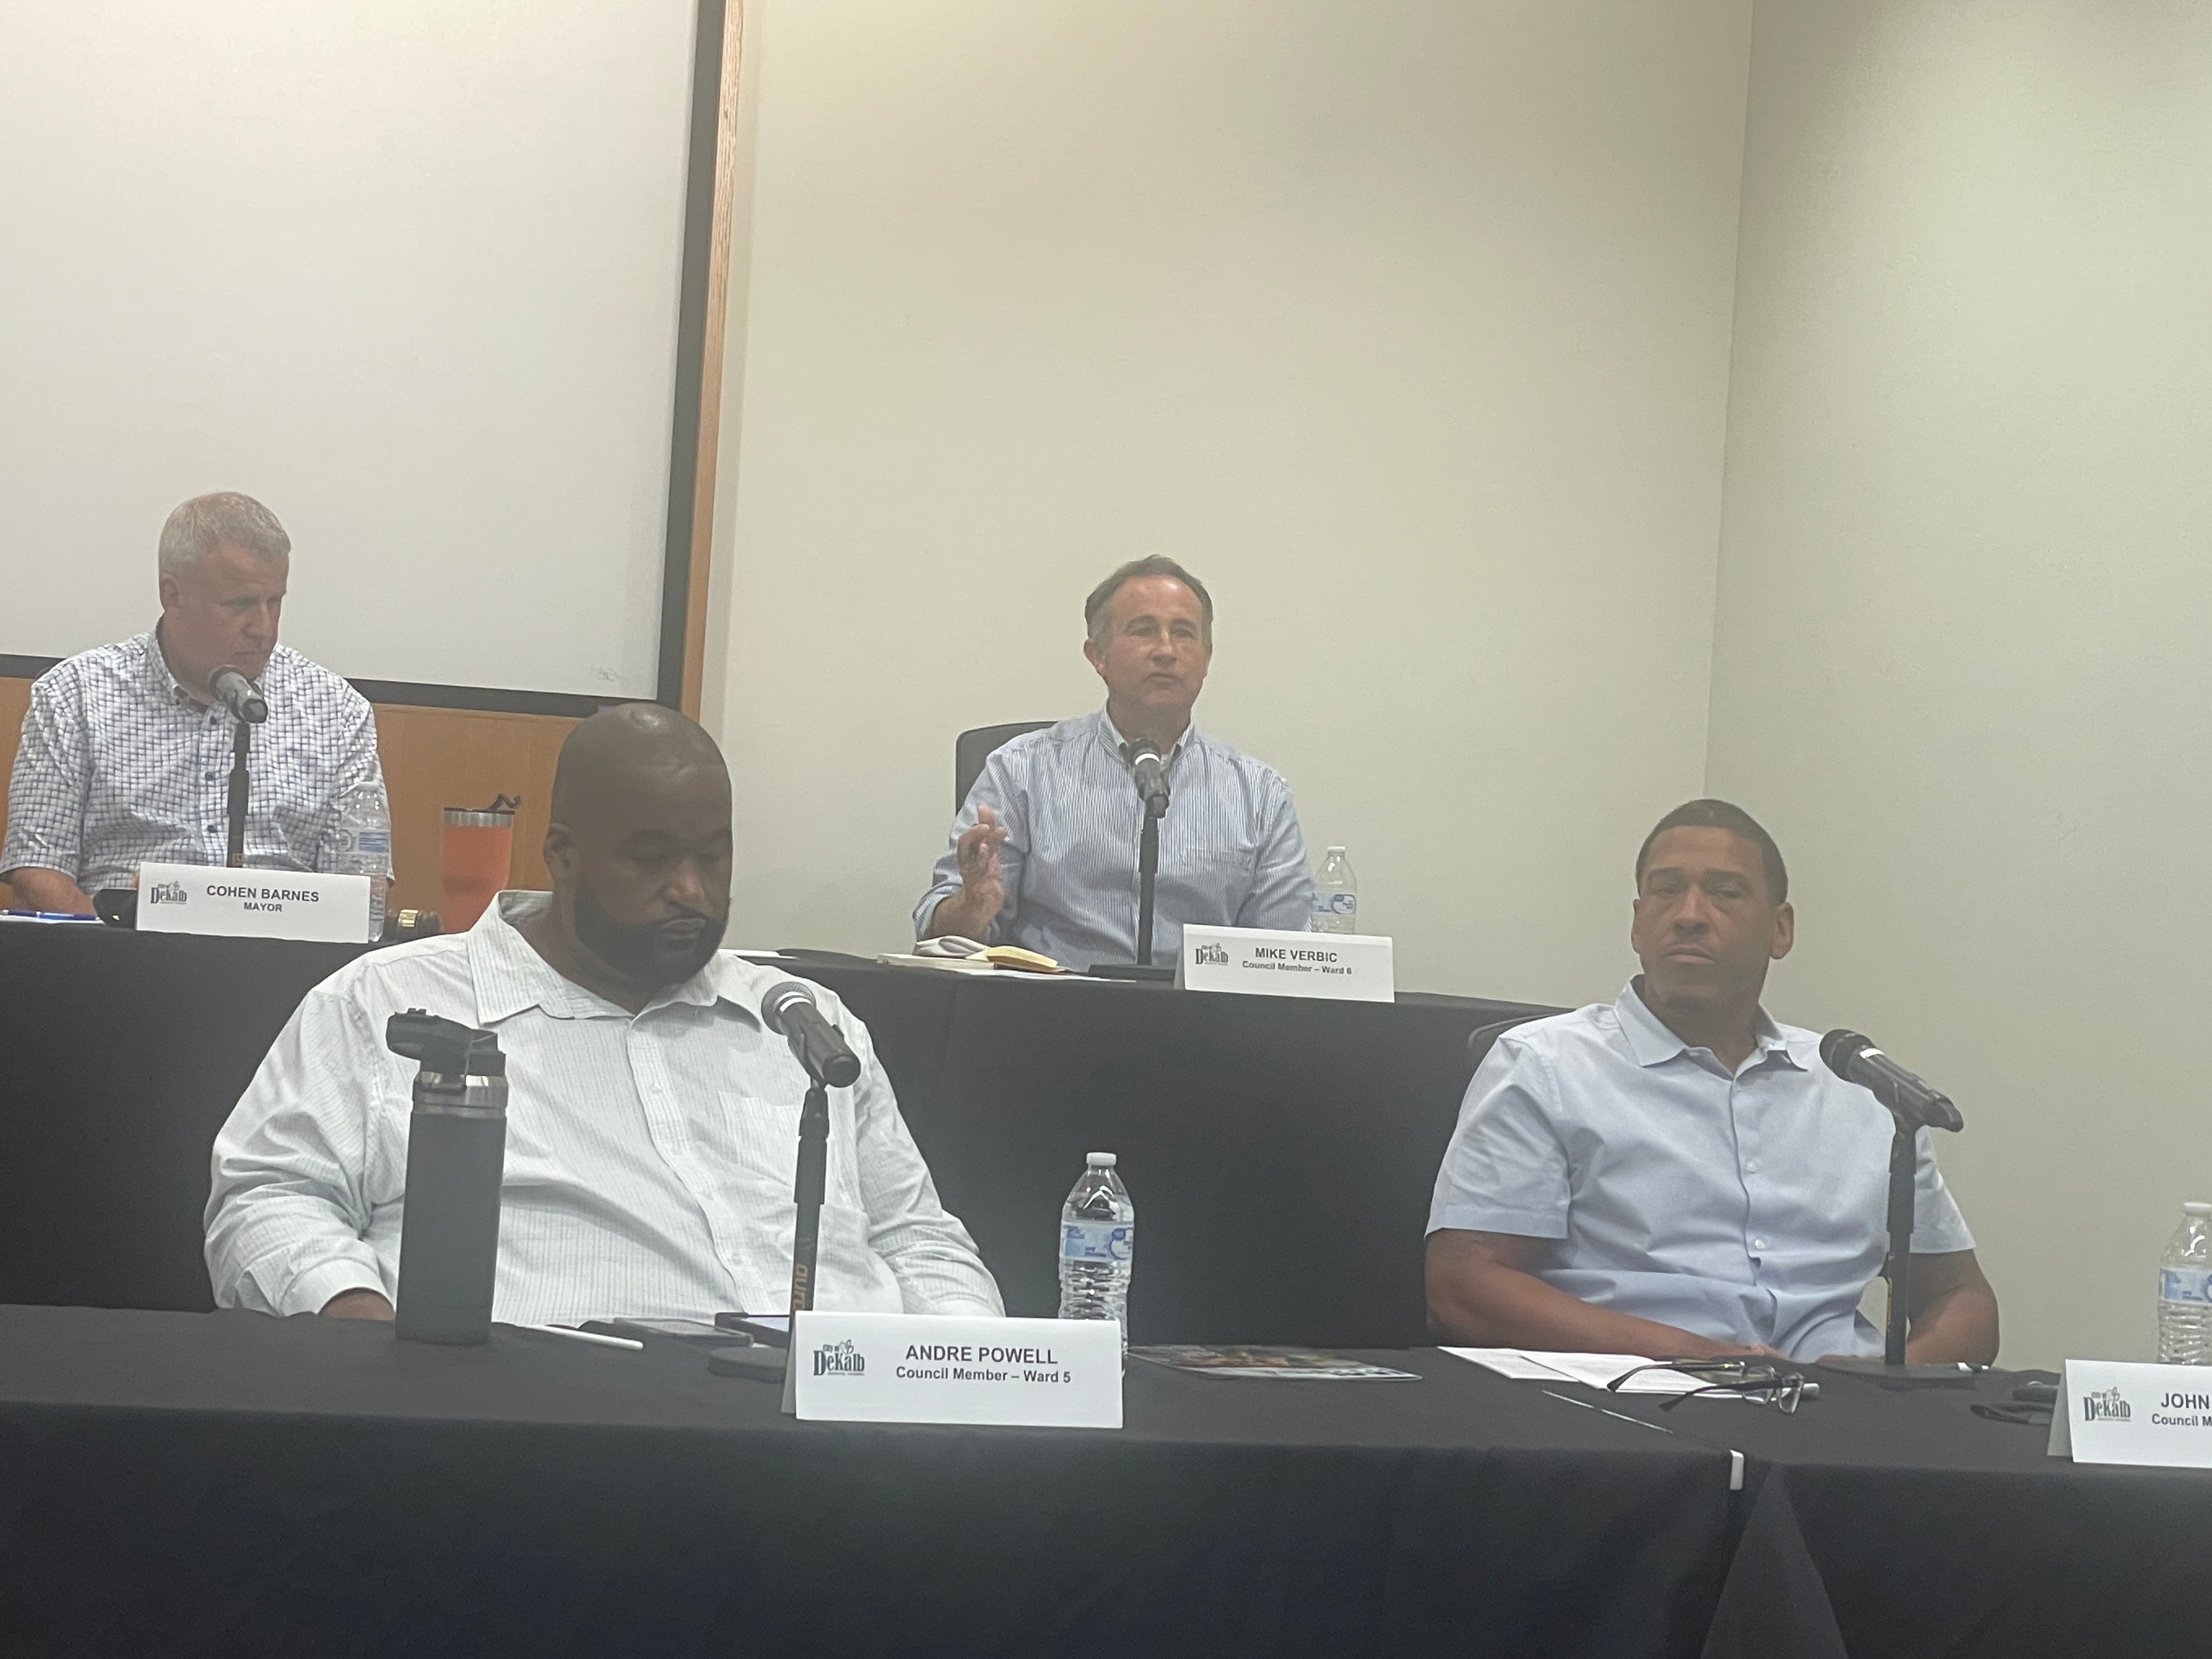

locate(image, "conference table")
(2, 923), (2204, 1656)
(0, 1305), (2198, 1659)
(0, 920), (1554, 1343)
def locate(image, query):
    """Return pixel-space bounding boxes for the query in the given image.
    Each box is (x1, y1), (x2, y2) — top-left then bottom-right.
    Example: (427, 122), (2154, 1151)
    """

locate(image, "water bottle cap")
(1086, 1152), (1117, 1166)
(2188, 1201), (2212, 1215)
(1325, 845), (1346, 856)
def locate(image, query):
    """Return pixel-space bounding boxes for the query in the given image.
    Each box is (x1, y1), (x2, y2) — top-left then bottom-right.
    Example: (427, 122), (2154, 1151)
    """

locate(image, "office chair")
(954, 721), (1053, 809)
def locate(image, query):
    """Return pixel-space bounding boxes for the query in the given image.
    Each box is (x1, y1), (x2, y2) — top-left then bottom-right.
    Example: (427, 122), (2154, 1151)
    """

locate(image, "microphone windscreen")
(760, 979), (817, 1035)
(1819, 1029), (1870, 1075)
(211, 667), (268, 723)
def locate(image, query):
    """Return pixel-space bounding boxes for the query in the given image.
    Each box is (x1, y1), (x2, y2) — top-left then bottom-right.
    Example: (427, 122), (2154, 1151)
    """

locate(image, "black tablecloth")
(1526, 1362), (2201, 1659)
(1677, 1367), (2199, 1658)
(0, 925), (1553, 1344)
(2, 1307), (2205, 1658)
(0, 1307), (1734, 1659)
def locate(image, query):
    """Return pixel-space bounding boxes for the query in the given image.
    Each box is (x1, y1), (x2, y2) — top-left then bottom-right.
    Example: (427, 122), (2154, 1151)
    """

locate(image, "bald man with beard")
(207, 704), (1002, 1325)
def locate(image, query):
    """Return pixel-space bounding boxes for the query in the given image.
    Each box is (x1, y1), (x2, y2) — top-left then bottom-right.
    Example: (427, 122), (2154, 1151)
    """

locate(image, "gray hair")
(1083, 555), (1215, 646)
(157, 492), (291, 577)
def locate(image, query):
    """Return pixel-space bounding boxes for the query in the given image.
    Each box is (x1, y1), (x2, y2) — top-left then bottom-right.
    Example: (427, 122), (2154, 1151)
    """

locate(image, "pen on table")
(2, 909), (97, 921)
(524, 1323), (644, 1351)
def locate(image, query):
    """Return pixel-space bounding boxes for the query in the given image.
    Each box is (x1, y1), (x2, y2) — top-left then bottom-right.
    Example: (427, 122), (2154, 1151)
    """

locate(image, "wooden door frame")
(662, 0), (745, 719)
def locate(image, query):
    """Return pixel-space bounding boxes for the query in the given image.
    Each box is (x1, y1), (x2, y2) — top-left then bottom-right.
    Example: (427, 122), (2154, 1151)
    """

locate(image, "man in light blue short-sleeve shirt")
(1426, 799), (1999, 1364)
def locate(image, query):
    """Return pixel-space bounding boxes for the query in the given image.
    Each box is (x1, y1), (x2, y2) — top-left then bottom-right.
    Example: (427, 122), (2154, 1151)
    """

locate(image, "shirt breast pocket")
(1161, 843), (1255, 919)
(714, 1088), (803, 1188)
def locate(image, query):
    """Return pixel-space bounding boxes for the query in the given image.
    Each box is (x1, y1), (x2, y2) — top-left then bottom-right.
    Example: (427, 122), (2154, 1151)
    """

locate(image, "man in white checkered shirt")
(1, 492), (386, 911)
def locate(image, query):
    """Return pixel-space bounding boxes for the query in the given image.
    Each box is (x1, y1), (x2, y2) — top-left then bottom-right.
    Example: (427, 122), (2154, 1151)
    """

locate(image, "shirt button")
(1746, 1159), (1760, 1173)
(1753, 1237), (1768, 1251)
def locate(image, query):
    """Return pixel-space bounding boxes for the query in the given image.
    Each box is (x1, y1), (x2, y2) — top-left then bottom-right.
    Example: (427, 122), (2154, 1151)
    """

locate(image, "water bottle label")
(354, 831), (391, 855)
(2162, 1268), (2212, 1305)
(1062, 1221), (1133, 1263)
(1310, 893), (1356, 916)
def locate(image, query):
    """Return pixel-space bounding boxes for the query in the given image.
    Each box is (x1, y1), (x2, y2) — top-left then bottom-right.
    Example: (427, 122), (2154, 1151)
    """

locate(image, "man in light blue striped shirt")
(915, 558), (1317, 969)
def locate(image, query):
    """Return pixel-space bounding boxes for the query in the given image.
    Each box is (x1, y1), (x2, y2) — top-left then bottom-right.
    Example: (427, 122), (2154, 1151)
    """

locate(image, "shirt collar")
(1089, 705), (1201, 770)
(1612, 977), (1804, 1073)
(140, 627), (202, 707)
(142, 624), (285, 711)
(467, 890), (753, 1025)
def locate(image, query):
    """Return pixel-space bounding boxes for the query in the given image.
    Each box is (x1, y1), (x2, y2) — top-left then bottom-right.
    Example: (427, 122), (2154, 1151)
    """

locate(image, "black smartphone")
(714, 1312), (792, 1347)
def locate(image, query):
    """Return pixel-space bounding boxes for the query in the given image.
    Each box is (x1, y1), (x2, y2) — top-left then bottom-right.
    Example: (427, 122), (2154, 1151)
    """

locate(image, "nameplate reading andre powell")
(789, 1311), (1122, 1429)
(1177, 923), (1394, 1003)
(135, 860), (372, 944)
(2049, 1358), (2212, 1468)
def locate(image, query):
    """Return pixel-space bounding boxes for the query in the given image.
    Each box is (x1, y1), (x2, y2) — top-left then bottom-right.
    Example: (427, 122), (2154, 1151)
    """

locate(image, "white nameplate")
(1177, 924), (1393, 1003)
(135, 861), (371, 944)
(788, 1311), (1122, 1429)
(2047, 1359), (2212, 1466)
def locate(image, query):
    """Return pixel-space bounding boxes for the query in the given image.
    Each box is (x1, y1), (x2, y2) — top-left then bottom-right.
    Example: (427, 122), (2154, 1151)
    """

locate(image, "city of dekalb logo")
(147, 880), (188, 907)
(2083, 1386), (2132, 1423)
(812, 1338), (865, 1378)
(1194, 941), (1229, 967)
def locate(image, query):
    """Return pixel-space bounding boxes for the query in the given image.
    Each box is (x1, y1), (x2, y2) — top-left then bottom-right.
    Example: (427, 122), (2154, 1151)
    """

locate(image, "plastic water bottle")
(331, 780), (393, 943)
(2159, 1201), (2212, 1363)
(1057, 1152), (1135, 1346)
(1310, 845), (1357, 934)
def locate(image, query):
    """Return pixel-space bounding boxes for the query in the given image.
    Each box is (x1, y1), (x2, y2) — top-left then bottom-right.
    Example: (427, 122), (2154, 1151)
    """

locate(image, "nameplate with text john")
(1177, 924), (1394, 1003)
(134, 861), (372, 945)
(788, 1311), (1122, 1429)
(2048, 1358), (2212, 1466)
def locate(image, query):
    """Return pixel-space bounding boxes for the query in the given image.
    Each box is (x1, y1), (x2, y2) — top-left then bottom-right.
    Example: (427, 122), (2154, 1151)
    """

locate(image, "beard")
(572, 882), (727, 988)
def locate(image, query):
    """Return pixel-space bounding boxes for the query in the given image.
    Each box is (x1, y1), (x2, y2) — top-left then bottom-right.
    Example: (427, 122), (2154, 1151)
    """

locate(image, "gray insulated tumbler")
(386, 1009), (508, 1344)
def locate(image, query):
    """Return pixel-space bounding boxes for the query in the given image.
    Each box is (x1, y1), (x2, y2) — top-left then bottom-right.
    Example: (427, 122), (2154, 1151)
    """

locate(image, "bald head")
(551, 703), (727, 823)
(536, 703), (733, 996)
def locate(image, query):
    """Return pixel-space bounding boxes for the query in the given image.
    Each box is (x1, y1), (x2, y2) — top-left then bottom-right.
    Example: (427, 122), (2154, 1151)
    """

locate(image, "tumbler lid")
(444, 792), (520, 827)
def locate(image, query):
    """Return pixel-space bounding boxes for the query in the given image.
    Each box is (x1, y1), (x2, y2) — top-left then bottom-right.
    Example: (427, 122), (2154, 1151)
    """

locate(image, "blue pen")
(1, 909), (98, 921)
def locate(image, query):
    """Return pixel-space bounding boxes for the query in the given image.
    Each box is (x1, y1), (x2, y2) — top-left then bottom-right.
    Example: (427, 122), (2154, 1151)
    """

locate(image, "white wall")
(713, 0), (1754, 997)
(1708, 0), (2212, 1365)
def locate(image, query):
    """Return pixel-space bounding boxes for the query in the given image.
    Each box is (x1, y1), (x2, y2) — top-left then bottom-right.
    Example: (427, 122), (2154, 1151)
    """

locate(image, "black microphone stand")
(1820, 1106), (1976, 1388)
(1089, 781), (1175, 983)
(1135, 793), (1163, 967)
(786, 1079), (830, 1317)
(224, 715), (252, 868)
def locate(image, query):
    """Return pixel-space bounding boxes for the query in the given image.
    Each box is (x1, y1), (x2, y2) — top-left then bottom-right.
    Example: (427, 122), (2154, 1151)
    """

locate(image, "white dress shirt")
(2, 628), (387, 892)
(913, 707), (1317, 968)
(1428, 980), (1975, 1360)
(207, 893), (1003, 1324)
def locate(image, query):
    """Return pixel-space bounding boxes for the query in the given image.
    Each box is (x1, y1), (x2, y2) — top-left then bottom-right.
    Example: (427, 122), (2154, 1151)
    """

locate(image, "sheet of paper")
(1440, 1347), (1580, 1382)
(1536, 1353), (1710, 1394)
(1442, 1347), (1736, 1396)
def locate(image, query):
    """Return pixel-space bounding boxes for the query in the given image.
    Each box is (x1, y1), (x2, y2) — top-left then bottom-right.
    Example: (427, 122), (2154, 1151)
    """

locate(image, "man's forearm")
(1905, 1282), (2000, 1365)
(7, 866), (95, 912)
(926, 891), (991, 941)
(1429, 1257), (1754, 1359)
(322, 1288), (395, 1320)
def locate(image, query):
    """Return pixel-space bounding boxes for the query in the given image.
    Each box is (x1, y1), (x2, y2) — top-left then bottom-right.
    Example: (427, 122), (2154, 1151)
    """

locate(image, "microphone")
(1820, 1029), (1965, 1133)
(761, 980), (863, 1088)
(1125, 740), (1170, 818)
(209, 667), (268, 724)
